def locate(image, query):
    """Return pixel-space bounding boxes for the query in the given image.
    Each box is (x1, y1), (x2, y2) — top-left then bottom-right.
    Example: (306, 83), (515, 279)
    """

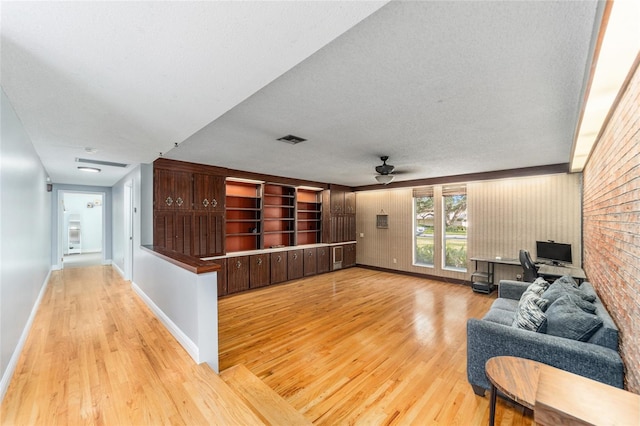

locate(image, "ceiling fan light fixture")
(375, 174), (394, 184)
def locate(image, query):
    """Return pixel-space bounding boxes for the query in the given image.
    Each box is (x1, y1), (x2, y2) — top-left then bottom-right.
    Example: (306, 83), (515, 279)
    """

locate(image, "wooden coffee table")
(485, 356), (542, 425)
(485, 356), (640, 426)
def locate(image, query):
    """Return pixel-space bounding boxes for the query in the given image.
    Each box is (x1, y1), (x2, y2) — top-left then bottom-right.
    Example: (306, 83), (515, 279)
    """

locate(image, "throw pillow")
(555, 275), (579, 288)
(527, 277), (550, 296)
(512, 291), (548, 332)
(542, 281), (596, 306)
(545, 295), (603, 341)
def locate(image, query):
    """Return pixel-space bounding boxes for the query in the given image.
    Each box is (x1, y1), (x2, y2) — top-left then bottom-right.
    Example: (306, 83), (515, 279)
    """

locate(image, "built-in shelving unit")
(263, 183), (296, 248)
(296, 188), (323, 245)
(225, 179), (262, 252)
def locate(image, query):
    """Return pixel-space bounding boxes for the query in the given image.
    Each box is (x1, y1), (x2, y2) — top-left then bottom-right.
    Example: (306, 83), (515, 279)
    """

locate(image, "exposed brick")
(583, 60), (640, 393)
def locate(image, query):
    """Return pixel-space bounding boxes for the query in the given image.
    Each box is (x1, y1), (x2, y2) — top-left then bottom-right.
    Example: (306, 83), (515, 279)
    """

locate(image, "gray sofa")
(467, 279), (624, 396)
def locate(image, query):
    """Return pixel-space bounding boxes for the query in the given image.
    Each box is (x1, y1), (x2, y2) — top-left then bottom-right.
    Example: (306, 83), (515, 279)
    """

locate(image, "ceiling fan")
(375, 156), (395, 184)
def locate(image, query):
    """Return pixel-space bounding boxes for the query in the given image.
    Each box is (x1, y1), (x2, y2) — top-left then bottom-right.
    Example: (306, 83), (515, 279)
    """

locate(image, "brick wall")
(582, 58), (640, 393)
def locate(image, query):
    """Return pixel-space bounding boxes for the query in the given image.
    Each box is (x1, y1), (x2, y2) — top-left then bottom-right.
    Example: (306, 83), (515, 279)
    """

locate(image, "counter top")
(141, 245), (222, 274)
(201, 241), (356, 261)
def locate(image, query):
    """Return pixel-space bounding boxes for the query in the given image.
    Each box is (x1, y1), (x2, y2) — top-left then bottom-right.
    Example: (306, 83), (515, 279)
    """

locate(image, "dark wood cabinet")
(193, 173), (225, 212)
(344, 192), (356, 214)
(303, 248), (317, 277)
(330, 189), (345, 214)
(317, 246), (330, 274)
(193, 212), (225, 257)
(270, 252), (288, 284)
(153, 211), (192, 255)
(215, 259), (227, 297)
(344, 243), (356, 267)
(154, 169), (192, 211)
(227, 256), (249, 294)
(288, 249), (304, 280)
(330, 214), (356, 243)
(249, 253), (270, 288)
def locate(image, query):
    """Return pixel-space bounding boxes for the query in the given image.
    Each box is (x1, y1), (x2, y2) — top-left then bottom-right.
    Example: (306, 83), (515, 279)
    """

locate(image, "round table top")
(485, 356), (544, 410)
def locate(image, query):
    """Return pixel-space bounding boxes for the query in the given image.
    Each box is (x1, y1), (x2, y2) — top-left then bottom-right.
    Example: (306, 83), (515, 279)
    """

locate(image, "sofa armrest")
(467, 318), (624, 393)
(498, 280), (530, 300)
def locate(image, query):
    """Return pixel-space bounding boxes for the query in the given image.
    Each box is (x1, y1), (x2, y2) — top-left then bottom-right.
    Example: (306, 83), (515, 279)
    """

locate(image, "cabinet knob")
(308, 251), (312, 257)
(176, 197), (184, 207)
(236, 260), (242, 269)
(276, 255), (282, 263)
(165, 196), (173, 206)
(293, 253), (298, 260)
(257, 257), (263, 265)
(202, 198), (210, 207)
(211, 198), (218, 208)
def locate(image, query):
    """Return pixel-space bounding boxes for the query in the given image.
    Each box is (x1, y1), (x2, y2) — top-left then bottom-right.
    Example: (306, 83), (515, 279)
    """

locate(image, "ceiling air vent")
(76, 158), (129, 168)
(277, 134), (307, 145)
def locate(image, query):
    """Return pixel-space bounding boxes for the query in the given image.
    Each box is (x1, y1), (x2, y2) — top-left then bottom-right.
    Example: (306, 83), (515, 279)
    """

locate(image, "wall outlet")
(393, 258), (397, 264)
(516, 274), (522, 281)
(360, 233), (364, 238)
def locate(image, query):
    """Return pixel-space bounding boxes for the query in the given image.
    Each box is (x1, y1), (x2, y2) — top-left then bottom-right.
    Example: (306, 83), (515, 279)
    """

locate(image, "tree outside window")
(443, 192), (467, 270)
(414, 196), (434, 266)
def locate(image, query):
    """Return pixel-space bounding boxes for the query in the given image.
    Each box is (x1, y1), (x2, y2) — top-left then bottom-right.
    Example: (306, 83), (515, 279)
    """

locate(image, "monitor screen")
(536, 241), (572, 265)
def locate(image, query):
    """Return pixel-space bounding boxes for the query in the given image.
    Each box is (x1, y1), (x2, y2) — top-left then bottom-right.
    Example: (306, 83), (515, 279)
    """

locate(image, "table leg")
(489, 384), (497, 426)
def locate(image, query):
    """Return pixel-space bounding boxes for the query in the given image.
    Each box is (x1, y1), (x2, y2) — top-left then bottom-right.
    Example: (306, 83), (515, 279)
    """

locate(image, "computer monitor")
(536, 241), (572, 265)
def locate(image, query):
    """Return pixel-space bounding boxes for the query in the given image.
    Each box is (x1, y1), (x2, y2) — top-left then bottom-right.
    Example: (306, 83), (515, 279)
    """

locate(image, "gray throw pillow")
(512, 291), (548, 332)
(545, 295), (603, 341)
(555, 275), (579, 288)
(542, 281), (596, 307)
(527, 277), (550, 296)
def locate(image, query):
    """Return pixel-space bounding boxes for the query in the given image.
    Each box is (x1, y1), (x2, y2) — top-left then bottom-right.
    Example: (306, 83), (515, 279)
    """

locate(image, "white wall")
(63, 193), (103, 254)
(0, 89), (52, 399)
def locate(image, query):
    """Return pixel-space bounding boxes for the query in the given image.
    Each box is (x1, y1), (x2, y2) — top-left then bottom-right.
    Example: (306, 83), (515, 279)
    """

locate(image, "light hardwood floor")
(2, 265), (534, 425)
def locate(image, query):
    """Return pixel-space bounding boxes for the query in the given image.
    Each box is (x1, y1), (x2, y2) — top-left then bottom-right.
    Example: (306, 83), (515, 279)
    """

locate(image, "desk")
(537, 264), (586, 282)
(470, 257), (521, 293)
(485, 356), (640, 426)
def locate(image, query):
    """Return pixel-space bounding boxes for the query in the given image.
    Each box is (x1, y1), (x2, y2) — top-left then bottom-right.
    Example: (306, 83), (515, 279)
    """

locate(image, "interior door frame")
(57, 190), (107, 270)
(124, 181), (134, 280)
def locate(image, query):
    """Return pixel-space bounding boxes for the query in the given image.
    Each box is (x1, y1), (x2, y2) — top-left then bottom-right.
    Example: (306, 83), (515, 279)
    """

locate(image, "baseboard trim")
(130, 281), (199, 364)
(356, 264), (469, 286)
(112, 262), (125, 278)
(0, 268), (52, 402)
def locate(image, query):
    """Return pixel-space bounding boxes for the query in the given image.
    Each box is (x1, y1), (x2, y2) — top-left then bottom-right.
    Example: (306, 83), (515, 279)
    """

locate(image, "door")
(250, 254), (270, 288)
(193, 173), (225, 211)
(317, 246), (330, 274)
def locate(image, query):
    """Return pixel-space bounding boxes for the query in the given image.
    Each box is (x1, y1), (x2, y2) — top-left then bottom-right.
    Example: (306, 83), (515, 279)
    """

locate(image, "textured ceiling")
(1, 1), (604, 187)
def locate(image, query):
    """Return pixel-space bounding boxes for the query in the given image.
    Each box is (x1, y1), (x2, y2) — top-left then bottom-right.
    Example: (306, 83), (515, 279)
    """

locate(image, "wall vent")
(277, 134), (307, 145)
(76, 158), (129, 168)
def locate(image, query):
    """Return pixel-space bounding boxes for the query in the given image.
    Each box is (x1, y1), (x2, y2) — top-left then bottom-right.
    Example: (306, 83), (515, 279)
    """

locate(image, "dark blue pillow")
(545, 295), (603, 341)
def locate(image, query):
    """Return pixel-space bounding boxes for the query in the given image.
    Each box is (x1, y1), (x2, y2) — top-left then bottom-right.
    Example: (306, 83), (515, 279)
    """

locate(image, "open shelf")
(226, 180), (262, 251)
(296, 189), (322, 245)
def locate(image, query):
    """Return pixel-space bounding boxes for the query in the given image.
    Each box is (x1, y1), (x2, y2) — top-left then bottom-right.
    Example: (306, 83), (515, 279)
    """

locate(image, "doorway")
(60, 191), (105, 268)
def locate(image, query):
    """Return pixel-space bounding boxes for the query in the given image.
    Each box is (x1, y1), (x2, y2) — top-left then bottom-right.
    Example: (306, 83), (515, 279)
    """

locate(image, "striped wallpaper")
(355, 173), (582, 284)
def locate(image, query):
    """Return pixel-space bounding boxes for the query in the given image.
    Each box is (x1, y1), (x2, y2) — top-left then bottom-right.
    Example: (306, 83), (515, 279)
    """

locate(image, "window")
(413, 187), (434, 266)
(443, 185), (467, 271)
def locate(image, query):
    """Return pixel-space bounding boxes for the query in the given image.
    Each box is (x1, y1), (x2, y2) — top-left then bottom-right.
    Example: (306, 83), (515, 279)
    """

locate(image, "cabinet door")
(250, 254), (270, 288)
(154, 169), (176, 210)
(153, 211), (175, 250)
(174, 171), (192, 210)
(330, 189), (345, 214)
(194, 173), (225, 212)
(154, 169), (192, 210)
(344, 192), (356, 214)
(346, 214), (356, 242)
(304, 248), (317, 277)
(193, 212), (209, 256)
(227, 256), (249, 294)
(174, 212), (193, 255)
(270, 252), (288, 284)
(317, 246), (330, 274)
(193, 212), (225, 257)
(215, 259), (227, 297)
(344, 244), (356, 267)
(288, 249), (304, 280)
